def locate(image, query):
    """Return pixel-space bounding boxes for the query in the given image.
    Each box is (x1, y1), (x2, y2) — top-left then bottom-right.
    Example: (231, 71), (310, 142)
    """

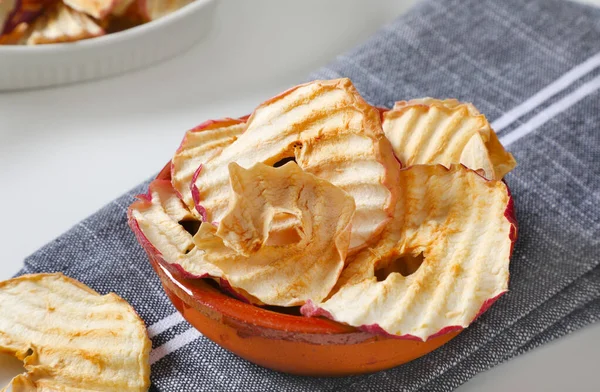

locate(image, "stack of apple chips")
(0, 0), (194, 45)
(129, 78), (518, 341)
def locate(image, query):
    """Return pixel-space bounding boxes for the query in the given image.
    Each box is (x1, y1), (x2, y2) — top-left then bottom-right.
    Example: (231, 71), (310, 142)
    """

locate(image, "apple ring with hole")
(382, 98), (516, 180)
(302, 164), (517, 341)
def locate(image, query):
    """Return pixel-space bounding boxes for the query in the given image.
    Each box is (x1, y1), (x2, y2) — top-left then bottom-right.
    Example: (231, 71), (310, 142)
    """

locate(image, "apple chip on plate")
(0, 21), (27, 44)
(23, 2), (104, 45)
(139, 0), (194, 21)
(111, 0), (136, 16)
(190, 78), (399, 253)
(0, 0), (45, 35)
(171, 118), (246, 215)
(302, 164), (517, 341)
(382, 98), (516, 180)
(63, 0), (116, 20)
(0, 273), (151, 391)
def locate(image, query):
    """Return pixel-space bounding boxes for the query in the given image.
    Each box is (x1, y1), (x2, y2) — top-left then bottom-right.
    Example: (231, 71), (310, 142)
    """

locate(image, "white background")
(1, 0), (600, 390)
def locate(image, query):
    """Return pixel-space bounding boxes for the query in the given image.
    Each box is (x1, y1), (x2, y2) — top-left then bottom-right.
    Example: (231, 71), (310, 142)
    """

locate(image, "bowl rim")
(0, 0), (215, 53)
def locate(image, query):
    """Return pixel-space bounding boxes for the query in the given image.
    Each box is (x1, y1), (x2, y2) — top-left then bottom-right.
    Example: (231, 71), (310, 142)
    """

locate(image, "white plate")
(0, 0), (217, 91)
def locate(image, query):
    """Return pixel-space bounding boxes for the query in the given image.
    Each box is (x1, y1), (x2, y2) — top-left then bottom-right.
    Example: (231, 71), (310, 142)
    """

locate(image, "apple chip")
(63, 0), (116, 20)
(131, 163), (355, 307)
(112, 0), (136, 16)
(194, 162), (355, 306)
(24, 2), (104, 45)
(139, 0), (194, 21)
(0, 273), (151, 391)
(382, 98), (516, 180)
(129, 179), (222, 279)
(171, 118), (246, 215)
(191, 78), (399, 253)
(0, 0), (45, 36)
(0, 21), (27, 44)
(301, 165), (517, 341)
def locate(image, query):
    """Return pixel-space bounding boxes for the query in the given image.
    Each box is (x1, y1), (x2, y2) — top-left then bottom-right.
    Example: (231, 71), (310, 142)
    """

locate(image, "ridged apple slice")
(138, 0), (194, 21)
(192, 78), (399, 253)
(0, 273), (151, 391)
(171, 118), (246, 216)
(131, 163), (354, 307)
(23, 2), (104, 45)
(383, 98), (516, 180)
(63, 0), (117, 19)
(301, 164), (517, 341)
(129, 179), (222, 279)
(193, 162), (355, 307)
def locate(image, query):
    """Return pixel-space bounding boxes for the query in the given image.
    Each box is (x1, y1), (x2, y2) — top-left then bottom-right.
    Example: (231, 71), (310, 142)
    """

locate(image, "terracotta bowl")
(149, 256), (460, 376)
(129, 163), (461, 376)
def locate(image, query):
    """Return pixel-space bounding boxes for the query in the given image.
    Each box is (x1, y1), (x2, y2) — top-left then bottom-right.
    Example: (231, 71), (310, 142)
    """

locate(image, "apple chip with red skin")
(191, 78), (399, 254)
(129, 179), (222, 279)
(382, 98), (516, 180)
(301, 164), (517, 341)
(130, 178), (266, 304)
(131, 162), (355, 307)
(0, 21), (27, 44)
(0, 273), (151, 391)
(22, 2), (104, 45)
(195, 162), (355, 307)
(0, 0), (45, 36)
(171, 118), (246, 216)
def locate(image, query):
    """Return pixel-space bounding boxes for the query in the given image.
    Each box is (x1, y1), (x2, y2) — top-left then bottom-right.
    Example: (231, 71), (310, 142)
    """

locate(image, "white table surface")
(1, 0), (600, 390)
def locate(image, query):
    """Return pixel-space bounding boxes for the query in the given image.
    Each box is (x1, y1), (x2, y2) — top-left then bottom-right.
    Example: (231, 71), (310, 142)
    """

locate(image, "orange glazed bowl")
(129, 163), (461, 377)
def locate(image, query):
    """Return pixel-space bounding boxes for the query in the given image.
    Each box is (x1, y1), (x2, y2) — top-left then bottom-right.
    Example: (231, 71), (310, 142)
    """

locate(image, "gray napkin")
(17, 0), (600, 390)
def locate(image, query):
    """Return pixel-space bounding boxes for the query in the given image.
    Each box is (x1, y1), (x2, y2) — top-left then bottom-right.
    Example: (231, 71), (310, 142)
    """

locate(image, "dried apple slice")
(382, 98), (516, 180)
(171, 118), (246, 215)
(111, 0), (136, 16)
(301, 165), (517, 341)
(63, 0), (117, 20)
(131, 163), (355, 307)
(139, 0), (194, 21)
(0, 273), (151, 391)
(0, 21), (27, 44)
(194, 162), (355, 306)
(24, 2), (104, 45)
(191, 78), (399, 253)
(0, 0), (45, 35)
(129, 179), (222, 279)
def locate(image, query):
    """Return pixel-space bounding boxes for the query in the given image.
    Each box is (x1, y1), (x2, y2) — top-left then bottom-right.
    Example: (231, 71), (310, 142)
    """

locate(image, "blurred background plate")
(0, 0), (217, 91)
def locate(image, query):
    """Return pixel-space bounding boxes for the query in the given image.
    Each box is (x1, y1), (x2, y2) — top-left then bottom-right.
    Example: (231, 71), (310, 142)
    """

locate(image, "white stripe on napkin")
(150, 327), (203, 365)
(501, 74), (600, 146)
(148, 311), (187, 338)
(492, 51), (600, 132)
